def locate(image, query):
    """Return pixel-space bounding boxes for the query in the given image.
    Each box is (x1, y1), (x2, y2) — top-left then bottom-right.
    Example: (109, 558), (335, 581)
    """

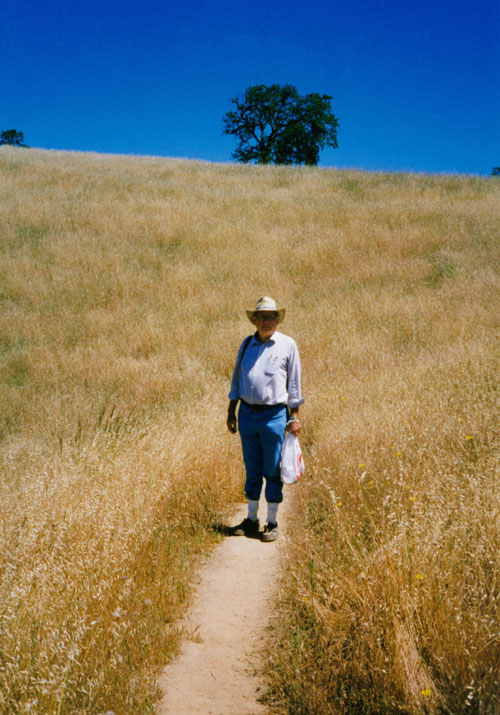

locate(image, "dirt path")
(156, 497), (289, 714)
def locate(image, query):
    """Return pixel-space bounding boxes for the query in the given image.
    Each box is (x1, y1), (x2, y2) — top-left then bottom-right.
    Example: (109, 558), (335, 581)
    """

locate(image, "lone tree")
(492, 167), (500, 177)
(223, 84), (339, 165)
(0, 129), (28, 147)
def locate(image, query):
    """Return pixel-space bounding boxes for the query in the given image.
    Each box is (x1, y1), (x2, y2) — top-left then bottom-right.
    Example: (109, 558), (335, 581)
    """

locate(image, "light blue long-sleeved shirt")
(228, 330), (305, 409)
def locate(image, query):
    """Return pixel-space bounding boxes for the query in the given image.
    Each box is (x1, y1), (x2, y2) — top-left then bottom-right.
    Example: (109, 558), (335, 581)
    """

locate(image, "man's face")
(253, 311), (279, 340)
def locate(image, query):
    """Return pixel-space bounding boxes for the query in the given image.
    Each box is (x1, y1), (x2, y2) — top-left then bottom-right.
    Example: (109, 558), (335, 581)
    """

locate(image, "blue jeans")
(238, 402), (287, 503)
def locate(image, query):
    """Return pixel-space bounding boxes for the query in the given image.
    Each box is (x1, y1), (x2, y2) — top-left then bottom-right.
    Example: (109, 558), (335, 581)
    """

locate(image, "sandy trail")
(156, 496), (289, 714)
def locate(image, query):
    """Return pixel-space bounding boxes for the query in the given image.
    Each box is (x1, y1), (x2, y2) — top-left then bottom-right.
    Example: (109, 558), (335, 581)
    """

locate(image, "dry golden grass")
(0, 145), (499, 712)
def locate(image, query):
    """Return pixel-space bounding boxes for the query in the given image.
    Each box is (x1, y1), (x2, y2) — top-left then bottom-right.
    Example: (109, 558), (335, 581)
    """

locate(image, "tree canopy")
(0, 129), (28, 147)
(222, 84), (339, 166)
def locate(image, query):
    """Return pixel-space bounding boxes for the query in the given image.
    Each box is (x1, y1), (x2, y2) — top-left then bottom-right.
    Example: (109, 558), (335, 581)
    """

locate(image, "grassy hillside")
(1, 146), (499, 713)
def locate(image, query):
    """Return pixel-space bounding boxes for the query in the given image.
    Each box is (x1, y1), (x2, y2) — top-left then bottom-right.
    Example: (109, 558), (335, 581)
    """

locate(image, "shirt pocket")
(264, 357), (286, 377)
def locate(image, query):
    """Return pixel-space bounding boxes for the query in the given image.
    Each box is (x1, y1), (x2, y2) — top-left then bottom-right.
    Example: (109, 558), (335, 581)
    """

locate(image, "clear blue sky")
(2, 0), (499, 175)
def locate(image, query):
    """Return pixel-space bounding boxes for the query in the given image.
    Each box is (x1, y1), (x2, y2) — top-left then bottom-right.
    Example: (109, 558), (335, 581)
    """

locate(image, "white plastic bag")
(280, 432), (305, 484)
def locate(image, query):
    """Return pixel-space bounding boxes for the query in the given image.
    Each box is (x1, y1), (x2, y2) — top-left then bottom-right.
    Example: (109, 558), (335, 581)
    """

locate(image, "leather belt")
(240, 399), (286, 413)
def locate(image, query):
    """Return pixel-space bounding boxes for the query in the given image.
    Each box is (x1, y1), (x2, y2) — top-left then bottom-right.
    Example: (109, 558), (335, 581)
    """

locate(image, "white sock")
(247, 499), (259, 522)
(267, 502), (279, 525)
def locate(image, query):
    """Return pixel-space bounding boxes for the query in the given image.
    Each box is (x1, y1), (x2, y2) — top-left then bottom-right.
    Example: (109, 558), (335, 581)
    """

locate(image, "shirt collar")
(251, 330), (277, 346)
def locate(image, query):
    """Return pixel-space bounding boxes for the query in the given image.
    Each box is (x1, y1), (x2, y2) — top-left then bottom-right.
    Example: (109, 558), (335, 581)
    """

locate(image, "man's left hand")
(287, 419), (301, 436)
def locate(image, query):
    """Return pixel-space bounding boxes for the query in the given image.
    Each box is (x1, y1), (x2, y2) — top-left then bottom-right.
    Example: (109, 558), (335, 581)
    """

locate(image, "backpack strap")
(236, 335), (252, 377)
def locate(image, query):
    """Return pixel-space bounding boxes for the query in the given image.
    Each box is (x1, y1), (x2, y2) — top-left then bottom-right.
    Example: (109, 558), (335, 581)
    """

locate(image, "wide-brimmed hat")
(246, 296), (285, 323)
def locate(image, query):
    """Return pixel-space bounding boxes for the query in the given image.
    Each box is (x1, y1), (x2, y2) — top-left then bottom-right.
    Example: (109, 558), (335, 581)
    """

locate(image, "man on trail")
(227, 296), (304, 542)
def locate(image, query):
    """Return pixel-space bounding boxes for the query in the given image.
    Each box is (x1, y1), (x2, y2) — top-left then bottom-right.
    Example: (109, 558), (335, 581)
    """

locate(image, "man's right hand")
(227, 415), (237, 433)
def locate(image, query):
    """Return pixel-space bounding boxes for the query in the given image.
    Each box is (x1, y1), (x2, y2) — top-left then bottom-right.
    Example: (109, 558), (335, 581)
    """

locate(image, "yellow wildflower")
(421, 689), (432, 697)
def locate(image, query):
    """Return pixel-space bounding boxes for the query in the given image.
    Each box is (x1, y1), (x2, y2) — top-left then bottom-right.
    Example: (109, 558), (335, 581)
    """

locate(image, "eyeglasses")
(254, 313), (278, 321)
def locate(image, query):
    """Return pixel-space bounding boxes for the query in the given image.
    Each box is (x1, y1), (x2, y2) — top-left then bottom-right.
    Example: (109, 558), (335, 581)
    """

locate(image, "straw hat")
(246, 296), (285, 323)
